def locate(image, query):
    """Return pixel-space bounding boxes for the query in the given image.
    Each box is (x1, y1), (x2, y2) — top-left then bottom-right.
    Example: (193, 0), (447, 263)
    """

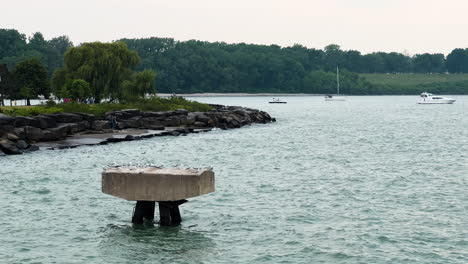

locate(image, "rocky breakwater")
(0, 104), (275, 155)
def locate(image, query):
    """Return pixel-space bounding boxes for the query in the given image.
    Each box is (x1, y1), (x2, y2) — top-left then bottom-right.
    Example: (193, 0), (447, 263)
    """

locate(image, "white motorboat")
(324, 94), (346, 101)
(269, 98), (287, 104)
(418, 92), (456, 104)
(325, 67), (346, 101)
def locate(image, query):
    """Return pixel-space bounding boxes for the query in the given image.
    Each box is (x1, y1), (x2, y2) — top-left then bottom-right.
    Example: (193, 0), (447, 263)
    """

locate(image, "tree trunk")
(27, 98), (31, 106)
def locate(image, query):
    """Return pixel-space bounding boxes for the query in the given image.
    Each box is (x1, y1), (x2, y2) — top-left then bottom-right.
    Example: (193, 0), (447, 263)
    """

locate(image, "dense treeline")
(2, 28), (468, 95)
(0, 29), (72, 76)
(120, 38), (468, 93)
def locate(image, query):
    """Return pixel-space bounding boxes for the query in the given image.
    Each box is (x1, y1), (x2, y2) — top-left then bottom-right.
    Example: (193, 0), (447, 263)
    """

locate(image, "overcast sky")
(2, 0), (468, 55)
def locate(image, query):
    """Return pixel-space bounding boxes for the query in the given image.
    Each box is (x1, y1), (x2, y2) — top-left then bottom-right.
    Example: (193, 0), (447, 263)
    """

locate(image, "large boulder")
(6, 133), (19, 141)
(121, 109), (141, 117)
(140, 117), (165, 129)
(14, 117), (40, 128)
(142, 111), (168, 118)
(26, 145), (39, 152)
(76, 121), (90, 132)
(0, 125), (14, 134)
(54, 113), (83, 123)
(73, 113), (96, 122)
(34, 115), (57, 129)
(92, 120), (111, 131)
(178, 115), (189, 126)
(185, 115), (196, 126)
(23, 126), (44, 141)
(12, 128), (26, 140)
(43, 123), (76, 141)
(15, 140), (29, 149)
(118, 116), (141, 129)
(194, 121), (207, 127)
(175, 109), (189, 115)
(0, 113), (14, 126)
(0, 139), (22, 154)
(196, 114), (211, 124)
(107, 109), (141, 121)
(162, 116), (181, 127)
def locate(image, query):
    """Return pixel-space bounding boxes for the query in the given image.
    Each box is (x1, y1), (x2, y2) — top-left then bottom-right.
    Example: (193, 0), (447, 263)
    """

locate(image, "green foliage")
(361, 73), (468, 94)
(413, 53), (445, 73)
(19, 86), (35, 99)
(0, 97), (212, 117)
(0, 64), (17, 102)
(48, 36), (73, 54)
(45, 99), (56, 107)
(55, 42), (145, 102)
(446, 48), (468, 73)
(122, 69), (156, 102)
(0, 29), (72, 76)
(12, 58), (49, 104)
(303, 70), (374, 95)
(66, 79), (92, 102)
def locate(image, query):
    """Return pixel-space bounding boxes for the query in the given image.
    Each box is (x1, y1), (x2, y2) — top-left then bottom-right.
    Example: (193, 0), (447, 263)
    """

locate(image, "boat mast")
(336, 66), (340, 95)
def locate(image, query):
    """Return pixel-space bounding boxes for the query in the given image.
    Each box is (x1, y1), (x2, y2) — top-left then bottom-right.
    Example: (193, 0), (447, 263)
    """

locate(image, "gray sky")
(2, 0), (468, 55)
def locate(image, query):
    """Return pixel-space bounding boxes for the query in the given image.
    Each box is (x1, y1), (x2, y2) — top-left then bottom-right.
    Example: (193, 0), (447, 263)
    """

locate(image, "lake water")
(1, 96), (467, 264)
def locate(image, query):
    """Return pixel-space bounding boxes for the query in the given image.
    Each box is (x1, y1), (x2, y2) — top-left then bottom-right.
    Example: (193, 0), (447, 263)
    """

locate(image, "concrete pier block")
(102, 167), (215, 201)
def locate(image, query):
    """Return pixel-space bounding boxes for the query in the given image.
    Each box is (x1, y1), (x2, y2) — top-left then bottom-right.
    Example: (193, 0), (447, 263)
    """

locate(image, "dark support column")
(157, 199), (188, 226)
(132, 201), (156, 224)
(158, 202), (173, 226)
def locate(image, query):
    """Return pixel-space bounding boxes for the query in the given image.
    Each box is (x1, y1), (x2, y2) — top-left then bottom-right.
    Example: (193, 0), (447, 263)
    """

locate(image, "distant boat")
(418, 92), (455, 104)
(269, 98), (287, 104)
(325, 67), (346, 101)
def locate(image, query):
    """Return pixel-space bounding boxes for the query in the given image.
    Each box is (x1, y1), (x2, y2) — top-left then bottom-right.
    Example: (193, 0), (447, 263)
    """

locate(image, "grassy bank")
(361, 73), (468, 95)
(0, 97), (213, 117)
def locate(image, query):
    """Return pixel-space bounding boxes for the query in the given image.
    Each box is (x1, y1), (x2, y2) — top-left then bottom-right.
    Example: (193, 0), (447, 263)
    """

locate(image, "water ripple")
(0, 96), (467, 263)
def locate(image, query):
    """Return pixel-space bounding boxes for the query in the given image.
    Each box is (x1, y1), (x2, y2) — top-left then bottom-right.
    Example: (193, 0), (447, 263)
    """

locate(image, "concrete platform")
(102, 167), (215, 201)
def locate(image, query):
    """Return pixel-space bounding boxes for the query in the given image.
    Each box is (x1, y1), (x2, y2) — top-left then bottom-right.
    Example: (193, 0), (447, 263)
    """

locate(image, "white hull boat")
(418, 92), (455, 104)
(325, 67), (346, 101)
(269, 98), (287, 104)
(325, 96), (346, 101)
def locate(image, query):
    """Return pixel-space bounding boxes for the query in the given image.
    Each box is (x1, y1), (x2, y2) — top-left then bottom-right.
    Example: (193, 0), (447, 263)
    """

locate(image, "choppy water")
(1, 96), (467, 264)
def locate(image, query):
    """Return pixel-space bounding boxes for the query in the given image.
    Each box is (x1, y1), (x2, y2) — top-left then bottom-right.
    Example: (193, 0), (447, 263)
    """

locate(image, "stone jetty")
(0, 104), (275, 155)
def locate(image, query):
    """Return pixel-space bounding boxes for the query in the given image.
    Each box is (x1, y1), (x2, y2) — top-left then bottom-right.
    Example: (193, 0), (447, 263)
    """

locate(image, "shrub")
(0, 97), (212, 117)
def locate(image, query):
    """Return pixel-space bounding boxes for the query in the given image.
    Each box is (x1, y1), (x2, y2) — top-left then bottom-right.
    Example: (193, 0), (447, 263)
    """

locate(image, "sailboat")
(324, 67), (346, 101)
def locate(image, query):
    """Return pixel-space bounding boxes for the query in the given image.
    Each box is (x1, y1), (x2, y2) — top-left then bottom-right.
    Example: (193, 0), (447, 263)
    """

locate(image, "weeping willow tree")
(52, 42), (155, 103)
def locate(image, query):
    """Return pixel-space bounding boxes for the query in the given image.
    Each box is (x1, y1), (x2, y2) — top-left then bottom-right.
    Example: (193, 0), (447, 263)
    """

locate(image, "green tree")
(412, 53), (446, 73)
(446, 48), (468, 73)
(0, 29), (28, 58)
(67, 79), (92, 102)
(56, 42), (140, 102)
(12, 58), (49, 105)
(48, 36), (73, 54)
(324, 44), (345, 71)
(55, 85), (70, 101)
(0, 64), (18, 106)
(123, 70), (156, 101)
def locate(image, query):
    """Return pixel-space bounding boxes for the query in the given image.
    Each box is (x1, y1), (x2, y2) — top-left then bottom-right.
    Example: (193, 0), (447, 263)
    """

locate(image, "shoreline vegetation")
(0, 97), (212, 117)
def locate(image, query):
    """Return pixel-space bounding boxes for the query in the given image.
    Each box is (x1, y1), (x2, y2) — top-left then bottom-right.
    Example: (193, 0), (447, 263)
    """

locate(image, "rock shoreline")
(0, 104), (275, 155)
